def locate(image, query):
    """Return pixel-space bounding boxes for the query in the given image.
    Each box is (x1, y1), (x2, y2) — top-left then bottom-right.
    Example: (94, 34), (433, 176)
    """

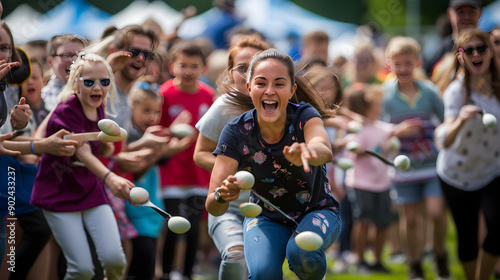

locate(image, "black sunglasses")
(79, 77), (111, 87)
(128, 48), (155, 60)
(459, 44), (488, 56)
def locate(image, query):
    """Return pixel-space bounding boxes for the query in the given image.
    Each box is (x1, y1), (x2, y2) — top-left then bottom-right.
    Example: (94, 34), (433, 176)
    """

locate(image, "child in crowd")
(343, 83), (420, 274)
(436, 28), (500, 280)
(297, 31), (330, 72)
(42, 34), (87, 111)
(4, 59), (51, 280)
(343, 42), (386, 87)
(159, 41), (214, 280)
(21, 59), (49, 129)
(124, 77), (165, 280)
(31, 53), (131, 280)
(382, 36), (449, 280)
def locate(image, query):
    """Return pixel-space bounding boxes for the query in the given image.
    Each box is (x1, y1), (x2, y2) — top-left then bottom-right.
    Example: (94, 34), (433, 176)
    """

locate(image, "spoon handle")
(139, 201), (172, 219)
(151, 206), (171, 219)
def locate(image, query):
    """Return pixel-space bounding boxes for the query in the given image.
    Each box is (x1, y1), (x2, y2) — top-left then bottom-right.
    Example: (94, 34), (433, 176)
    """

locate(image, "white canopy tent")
(6, 0), (112, 45)
(108, 0), (183, 34)
(4, 4), (43, 45)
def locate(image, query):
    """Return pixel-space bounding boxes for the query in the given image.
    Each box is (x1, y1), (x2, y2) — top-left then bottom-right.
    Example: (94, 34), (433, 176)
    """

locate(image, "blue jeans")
(244, 209), (341, 280)
(208, 211), (247, 280)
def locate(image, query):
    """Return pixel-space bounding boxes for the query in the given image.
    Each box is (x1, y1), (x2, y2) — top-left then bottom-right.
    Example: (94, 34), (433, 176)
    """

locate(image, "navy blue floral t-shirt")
(215, 102), (339, 226)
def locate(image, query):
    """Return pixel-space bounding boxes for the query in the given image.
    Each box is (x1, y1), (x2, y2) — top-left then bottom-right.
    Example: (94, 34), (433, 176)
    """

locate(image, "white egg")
(235, 171), (255, 190)
(239, 202), (262, 218)
(170, 124), (194, 138)
(295, 231), (323, 251)
(98, 128), (127, 142)
(483, 113), (497, 128)
(336, 158), (354, 170)
(387, 136), (401, 152)
(346, 141), (359, 152)
(130, 187), (149, 204)
(394, 155), (411, 170)
(347, 121), (363, 133)
(168, 216), (191, 234)
(98, 119), (121, 136)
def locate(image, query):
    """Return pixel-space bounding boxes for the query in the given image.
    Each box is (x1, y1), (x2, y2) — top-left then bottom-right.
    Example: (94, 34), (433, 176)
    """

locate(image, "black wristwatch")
(214, 187), (226, 204)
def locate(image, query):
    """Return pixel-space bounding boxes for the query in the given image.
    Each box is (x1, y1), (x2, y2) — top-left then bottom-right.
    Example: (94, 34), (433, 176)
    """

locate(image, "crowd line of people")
(1, 0), (500, 279)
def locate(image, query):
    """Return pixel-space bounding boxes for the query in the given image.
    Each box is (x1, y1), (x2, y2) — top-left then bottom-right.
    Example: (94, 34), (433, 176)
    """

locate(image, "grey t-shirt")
(195, 94), (250, 210)
(106, 86), (132, 134)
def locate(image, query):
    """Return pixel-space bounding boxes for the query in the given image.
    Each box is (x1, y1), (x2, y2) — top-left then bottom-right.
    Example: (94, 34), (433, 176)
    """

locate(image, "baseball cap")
(449, 0), (483, 9)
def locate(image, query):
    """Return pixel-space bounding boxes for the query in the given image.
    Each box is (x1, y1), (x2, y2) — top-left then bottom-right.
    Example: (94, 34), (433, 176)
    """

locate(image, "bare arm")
(193, 133), (217, 172)
(206, 154), (239, 216)
(76, 143), (134, 200)
(442, 105), (478, 148)
(4, 129), (78, 156)
(283, 117), (333, 173)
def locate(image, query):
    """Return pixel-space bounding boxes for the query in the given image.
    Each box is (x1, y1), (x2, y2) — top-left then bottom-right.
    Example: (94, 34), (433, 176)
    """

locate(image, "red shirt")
(159, 79), (214, 187)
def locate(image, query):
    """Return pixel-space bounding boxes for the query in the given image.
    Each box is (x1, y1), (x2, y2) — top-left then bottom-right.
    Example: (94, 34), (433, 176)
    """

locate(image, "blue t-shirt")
(215, 102), (339, 226)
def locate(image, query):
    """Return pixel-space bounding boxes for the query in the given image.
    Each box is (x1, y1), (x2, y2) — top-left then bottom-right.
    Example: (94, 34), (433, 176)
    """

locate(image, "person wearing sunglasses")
(31, 52), (133, 280)
(84, 25), (177, 274)
(424, 0), (483, 77)
(435, 29), (500, 280)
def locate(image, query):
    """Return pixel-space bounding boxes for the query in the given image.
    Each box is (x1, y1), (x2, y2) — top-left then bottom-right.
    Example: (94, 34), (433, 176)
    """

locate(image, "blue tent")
(479, 0), (500, 31)
(178, 0), (357, 48)
(41, 0), (111, 40)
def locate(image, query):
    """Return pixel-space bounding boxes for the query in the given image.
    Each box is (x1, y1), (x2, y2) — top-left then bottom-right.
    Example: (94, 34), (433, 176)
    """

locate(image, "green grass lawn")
(283, 213), (468, 280)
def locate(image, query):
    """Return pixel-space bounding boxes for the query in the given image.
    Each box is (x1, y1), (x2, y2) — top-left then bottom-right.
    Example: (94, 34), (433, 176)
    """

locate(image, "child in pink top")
(343, 83), (420, 273)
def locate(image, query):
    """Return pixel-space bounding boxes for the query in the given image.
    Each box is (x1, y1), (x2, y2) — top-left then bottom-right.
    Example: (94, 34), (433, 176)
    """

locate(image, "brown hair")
(216, 36), (271, 97)
(225, 48), (336, 119)
(385, 36), (421, 61)
(438, 28), (500, 103)
(303, 65), (343, 109)
(129, 75), (163, 106)
(344, 83), (383, 117)
(1, 21), (20, 63)
(113, 25), (159, 51)
(169, 40), (207, 66)
(303, 31), (329, 47)
(47, 34), (87, 57)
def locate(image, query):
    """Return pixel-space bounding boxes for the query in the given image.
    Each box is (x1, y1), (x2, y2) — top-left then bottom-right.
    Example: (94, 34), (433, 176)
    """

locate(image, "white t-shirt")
(195, 94), (250, 209)
(436, 75), (500, 191)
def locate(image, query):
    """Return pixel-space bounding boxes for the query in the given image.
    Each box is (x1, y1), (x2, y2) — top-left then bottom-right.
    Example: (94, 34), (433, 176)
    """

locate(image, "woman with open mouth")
(435, 28), (500, 280)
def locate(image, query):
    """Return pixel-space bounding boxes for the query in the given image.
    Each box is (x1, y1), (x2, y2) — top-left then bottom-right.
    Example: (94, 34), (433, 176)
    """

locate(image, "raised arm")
(441, 105), (479, 148)
(283, 117), (333, 173)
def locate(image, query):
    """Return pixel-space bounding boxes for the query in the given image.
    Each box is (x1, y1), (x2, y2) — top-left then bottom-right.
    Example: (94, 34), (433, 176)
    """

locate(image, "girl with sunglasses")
(435, 28), (500, 280)
(31, 53), (133, 280)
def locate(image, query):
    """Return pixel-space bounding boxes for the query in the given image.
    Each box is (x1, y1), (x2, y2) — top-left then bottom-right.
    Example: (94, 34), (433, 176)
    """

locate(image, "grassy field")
(283, 213), (468, 280)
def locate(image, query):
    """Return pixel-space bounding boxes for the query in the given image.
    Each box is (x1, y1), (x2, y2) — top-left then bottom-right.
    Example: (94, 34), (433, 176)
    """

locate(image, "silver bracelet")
(214, 187), (226, 204)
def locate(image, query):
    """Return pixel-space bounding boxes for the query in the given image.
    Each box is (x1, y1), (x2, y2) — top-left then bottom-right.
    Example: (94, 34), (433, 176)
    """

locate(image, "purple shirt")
(31, 95), (110, 212)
